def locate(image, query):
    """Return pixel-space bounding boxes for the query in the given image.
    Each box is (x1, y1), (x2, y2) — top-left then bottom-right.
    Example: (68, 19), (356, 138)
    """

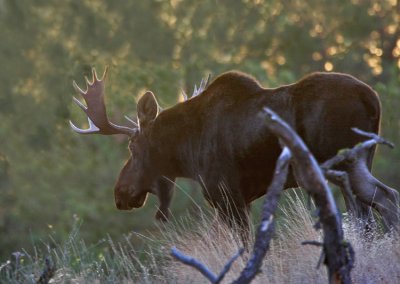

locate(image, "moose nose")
(114, 186), (132, 210)
(116, 199), (123, 210)
(115, 195), (131, 210)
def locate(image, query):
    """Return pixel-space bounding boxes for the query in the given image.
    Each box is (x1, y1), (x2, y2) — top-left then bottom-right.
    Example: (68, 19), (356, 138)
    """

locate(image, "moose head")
(70, 68), (175, 221)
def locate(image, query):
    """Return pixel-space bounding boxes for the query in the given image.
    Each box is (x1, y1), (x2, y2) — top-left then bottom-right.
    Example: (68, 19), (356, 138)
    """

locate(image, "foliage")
(0, 0), (399, 261)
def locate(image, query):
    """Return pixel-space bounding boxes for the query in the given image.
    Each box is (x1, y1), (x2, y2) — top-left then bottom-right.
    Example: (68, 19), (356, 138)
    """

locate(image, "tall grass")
(1, 192), (399, 283)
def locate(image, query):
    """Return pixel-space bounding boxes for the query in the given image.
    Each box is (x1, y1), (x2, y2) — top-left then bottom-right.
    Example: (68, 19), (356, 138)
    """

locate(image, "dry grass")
(1, 192), (399, 283)
(156, 192), (399, 283)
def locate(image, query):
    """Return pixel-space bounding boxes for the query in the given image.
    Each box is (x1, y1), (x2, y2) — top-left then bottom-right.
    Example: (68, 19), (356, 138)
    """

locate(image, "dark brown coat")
(112, 71), (398, 229)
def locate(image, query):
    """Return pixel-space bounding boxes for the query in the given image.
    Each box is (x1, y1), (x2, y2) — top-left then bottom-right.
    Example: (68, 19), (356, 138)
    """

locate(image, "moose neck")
(150, 100), (208, 180)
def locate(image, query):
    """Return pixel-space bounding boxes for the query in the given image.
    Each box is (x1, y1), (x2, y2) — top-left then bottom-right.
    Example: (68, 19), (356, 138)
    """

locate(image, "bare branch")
(216, 248), (245, 283)
(233, 147), (291, 284)
(258, 107), (354, 284)
(171, 247), (218, 283)
(351, 127), (394, 148)
(301, 240), (323, 247)
(321, 128), (394, 170)
(171, 247), (244, 284)
(324, 169), (357, 215)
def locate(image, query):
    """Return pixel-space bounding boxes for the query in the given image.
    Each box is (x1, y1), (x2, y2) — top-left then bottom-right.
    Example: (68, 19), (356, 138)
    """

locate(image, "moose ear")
(137, 91), (159, 128)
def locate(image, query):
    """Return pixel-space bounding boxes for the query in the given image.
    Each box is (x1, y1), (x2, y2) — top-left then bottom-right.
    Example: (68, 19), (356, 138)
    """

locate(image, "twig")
(216, 248), (245, 283)
(301, 240), (323, 247)
(171, 247), (218, 283)
(351, 127), (394, 148)
(259, 107), (353, 284)
(321, 128), (394, 170)
(233, 147), (291, 284)
(171, 247), (244, 284)
(324, 169), (357, 215)
(301, 240), (326, 267)
(316, 250), (326, 269)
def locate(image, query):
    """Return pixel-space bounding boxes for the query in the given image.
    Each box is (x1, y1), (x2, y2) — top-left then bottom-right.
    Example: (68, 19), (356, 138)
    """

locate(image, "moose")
(70, 67), (399, 231)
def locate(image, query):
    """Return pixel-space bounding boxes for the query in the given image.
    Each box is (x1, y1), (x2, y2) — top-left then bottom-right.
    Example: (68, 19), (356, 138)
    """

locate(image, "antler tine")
(84, 76), (92, 88)
(72, 96), (88, 112)
(124, 115), (139, 127)
(92, 67), (98, 82)
(192, 84), (198, 97)
(181, 88), (188, 101)
(181, 74), (212, 102)
(199, 74), (210, 92)
(70, 67), (137, 137)
(69, 118), (100, 134)
(73, 80), (87, 96)
(205, 73), (211, 87)
(191, 74), (211, 98)
(91, 66), (108, 82)
(199, 78), (206, 90)
(100, 65), (109, 81)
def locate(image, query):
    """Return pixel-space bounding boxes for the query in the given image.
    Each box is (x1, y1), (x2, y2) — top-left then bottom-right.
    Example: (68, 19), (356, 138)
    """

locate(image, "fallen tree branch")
(352, 127), (394, 148)
(301, 240), (323, 247)
(259, 107), (353, 284)
(324, 169), (357, 216)
(171, 247), (244, 284)
(321, 127), (394, 170)
(233, 147), (291, 283)
(320, 128), (395, 228)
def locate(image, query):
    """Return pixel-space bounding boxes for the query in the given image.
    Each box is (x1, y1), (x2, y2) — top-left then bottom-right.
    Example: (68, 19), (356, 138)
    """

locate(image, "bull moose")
(70, 68), (399, 231)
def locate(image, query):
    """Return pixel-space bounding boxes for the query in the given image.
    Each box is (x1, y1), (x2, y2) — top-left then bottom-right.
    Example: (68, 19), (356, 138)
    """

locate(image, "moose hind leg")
(347, 152), (399, 231)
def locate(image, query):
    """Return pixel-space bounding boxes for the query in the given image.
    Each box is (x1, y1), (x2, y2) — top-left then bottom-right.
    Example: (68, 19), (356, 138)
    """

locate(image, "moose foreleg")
(154, 177), (175, 222)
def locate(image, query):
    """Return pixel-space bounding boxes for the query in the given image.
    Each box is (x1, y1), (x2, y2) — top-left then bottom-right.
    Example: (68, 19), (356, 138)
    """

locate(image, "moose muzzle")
(114, 186), (148, 210)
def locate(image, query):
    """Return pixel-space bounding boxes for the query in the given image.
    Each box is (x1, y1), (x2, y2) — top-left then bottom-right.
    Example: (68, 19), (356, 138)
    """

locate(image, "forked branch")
(259, 107), (353, 284)
(171, 247), (244, 284)
(321, 127), (394, 170)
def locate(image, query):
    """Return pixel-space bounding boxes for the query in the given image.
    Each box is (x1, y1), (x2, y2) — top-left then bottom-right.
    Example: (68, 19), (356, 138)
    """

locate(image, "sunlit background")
(0, 0), (399, 260)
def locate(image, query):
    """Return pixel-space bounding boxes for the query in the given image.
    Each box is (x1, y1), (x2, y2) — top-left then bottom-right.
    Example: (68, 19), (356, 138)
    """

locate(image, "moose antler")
(182, 74), (211, 101)
(70, 67), (137, 136)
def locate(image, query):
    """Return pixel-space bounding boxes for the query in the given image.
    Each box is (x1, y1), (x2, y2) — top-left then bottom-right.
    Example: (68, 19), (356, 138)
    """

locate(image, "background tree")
(0, 0), (399, 259)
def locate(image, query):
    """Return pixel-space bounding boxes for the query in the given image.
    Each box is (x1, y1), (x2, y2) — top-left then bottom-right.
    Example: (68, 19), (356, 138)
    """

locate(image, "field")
(1, 192), (398, 283)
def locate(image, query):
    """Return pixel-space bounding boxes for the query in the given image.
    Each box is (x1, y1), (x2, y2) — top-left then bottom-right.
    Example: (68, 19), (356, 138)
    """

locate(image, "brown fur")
(114, 71), (399, 229)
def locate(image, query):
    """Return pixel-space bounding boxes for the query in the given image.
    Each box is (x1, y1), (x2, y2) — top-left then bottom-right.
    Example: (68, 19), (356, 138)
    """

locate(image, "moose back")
(70, 69), (399, 230)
